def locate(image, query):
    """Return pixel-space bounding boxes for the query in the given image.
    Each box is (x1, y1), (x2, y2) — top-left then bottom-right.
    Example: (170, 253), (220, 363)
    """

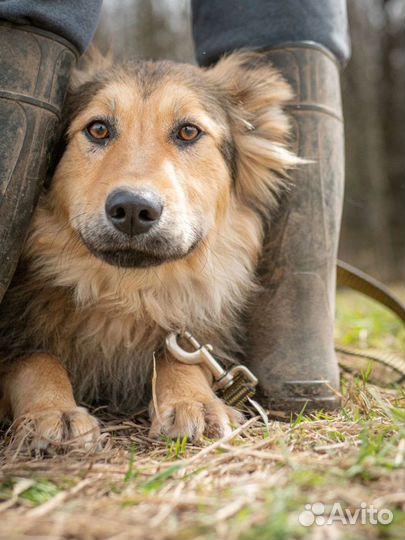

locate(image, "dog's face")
(51, 54), (296, 269)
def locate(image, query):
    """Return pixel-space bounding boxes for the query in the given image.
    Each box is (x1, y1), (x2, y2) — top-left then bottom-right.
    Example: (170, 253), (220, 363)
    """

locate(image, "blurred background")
(95, 0), (404, 285)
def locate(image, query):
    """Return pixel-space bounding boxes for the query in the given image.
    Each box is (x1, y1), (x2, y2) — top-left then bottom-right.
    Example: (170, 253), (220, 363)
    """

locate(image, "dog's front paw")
(149, 397), (244, 442)
(13, 406), (100, 452)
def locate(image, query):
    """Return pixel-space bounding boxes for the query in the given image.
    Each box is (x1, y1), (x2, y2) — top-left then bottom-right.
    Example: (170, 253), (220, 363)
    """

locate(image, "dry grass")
(0, 291), (404, 540)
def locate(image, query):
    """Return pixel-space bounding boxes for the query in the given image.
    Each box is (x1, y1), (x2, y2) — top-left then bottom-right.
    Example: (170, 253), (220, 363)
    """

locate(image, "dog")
(0, 51), (299, 449)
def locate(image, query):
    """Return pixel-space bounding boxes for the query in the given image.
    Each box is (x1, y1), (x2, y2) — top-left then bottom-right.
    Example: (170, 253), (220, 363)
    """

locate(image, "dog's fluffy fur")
(0, 51), (299, 445)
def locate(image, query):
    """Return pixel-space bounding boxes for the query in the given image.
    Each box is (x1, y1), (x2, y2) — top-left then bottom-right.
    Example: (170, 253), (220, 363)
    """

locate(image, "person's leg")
(0, 1), (102, 301)
(192, 0), (350, 411)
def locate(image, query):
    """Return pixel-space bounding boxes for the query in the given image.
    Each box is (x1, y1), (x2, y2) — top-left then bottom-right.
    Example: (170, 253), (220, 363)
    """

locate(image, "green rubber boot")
(247, 43), (344, 412)
(0, 23), (77, 301)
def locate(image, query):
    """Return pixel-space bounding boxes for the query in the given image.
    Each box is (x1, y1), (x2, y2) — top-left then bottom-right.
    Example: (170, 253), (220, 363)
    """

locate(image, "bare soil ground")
(0, 291), (404, 540)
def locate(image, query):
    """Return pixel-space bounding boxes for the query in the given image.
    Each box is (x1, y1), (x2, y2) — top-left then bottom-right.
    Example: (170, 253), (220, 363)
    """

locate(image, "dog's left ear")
(207, 51), (301, 213)
(70, 45), (113, 89)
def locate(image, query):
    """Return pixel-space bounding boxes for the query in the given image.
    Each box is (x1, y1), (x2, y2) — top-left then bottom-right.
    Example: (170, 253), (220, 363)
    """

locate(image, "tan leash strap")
(337, 260), (405, 321)
(336, 260), (405, 384)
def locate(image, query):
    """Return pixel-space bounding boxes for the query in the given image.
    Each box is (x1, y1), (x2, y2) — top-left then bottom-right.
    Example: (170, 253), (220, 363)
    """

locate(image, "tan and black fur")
(0, 52), (299, 448)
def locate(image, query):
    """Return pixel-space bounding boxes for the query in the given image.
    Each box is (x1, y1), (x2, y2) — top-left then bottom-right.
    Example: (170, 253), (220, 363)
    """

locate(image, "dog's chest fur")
(0, 265), (229, 411)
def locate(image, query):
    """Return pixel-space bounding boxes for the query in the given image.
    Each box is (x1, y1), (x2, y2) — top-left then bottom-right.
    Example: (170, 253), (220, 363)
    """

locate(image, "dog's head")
(49, 51), (298, 269)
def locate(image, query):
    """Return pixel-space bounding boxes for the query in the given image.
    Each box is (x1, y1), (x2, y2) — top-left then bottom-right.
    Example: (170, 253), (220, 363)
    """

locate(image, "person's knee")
(192, 0), (350, 66)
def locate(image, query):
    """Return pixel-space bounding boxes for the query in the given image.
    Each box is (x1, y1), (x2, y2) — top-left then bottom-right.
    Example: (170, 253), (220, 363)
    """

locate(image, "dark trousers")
(0, 0), (350, 62)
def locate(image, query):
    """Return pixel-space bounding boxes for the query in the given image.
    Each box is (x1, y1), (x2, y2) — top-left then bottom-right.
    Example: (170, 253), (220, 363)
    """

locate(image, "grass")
(335, 288), (404, 355)
(0, 289), (404, 539)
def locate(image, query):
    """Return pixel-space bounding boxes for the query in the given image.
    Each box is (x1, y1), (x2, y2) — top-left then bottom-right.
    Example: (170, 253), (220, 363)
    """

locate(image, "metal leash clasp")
(166, 331), (258, 396)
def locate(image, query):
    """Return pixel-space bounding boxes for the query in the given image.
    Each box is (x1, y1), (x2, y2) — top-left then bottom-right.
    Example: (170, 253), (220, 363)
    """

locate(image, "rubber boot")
(247, 43), (344, 412)
(0, 23), (78, 301)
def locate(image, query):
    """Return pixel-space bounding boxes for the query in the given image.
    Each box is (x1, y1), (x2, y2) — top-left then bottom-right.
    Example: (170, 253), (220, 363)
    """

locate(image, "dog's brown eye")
(177, 124), (201, 142)
(86, 121), (110, 140)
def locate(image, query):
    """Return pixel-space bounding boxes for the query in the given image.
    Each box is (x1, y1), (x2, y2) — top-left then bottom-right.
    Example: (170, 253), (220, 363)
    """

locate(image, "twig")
(151, 352), (162, 425)
(185, 416), (260, 466)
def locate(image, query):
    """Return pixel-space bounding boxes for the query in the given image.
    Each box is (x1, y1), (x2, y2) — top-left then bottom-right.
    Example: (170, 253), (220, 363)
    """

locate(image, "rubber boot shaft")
(247, 43), (344, 412)
(0, 23), (77, 301)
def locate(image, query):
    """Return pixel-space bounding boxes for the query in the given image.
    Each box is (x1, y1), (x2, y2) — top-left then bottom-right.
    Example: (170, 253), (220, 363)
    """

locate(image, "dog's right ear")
(45, 47), (112, 189)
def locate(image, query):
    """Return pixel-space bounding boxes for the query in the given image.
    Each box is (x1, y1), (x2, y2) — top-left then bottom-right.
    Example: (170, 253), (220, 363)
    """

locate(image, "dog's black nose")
(105, 190), (163, 236)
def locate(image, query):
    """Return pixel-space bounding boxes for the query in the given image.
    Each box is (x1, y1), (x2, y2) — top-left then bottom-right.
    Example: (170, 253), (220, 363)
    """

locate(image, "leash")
(166, 332), (268, 423)
(337, 260), (405, 321)
(336, 260), (405, 385)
